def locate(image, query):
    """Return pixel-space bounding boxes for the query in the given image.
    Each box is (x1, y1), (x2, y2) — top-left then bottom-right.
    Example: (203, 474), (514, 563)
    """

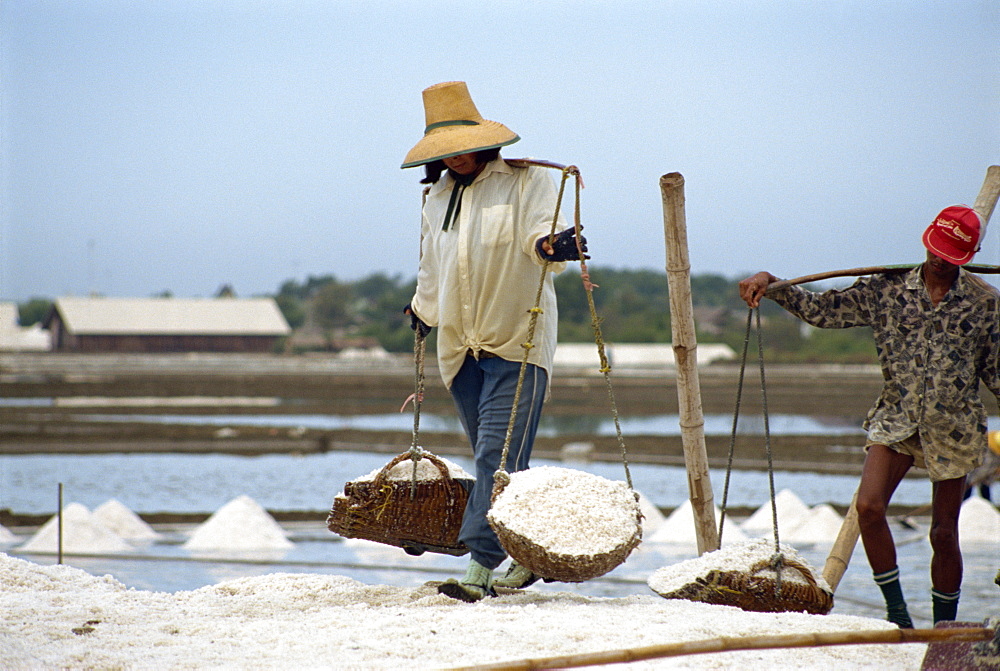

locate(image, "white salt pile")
(782, 503), (845, 545)
(18, 503), (132, 554)
(487, 466), (640, 556)
(354, 453), (474, 482)
(183, 495), (293, 552)
(0, 551), (925, 669)
(93, 499), (162, 542)
(959, 494), (1000, 543)
(636, 490), (665, 535)
(0, 523), (18, 544)
(741, 488), (811, 535)
(648, 499), (748, 546)
(648, 537), (831, 596)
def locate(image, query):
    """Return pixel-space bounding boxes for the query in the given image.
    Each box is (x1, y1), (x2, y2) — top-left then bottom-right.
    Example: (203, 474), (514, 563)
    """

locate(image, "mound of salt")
(487, 466), (641, 557)
(647, 499), (748, 546)
(0, 523), (18, 544)
(741, 488), (811, 535)
(781, 504), (844, 545)
(648, 537), (831, 596)
(19, 502), (132, 554)
(354, 453), (474, 482)
(93, 499), (161, 542)
(959, 495), (1000, 543)
(635, 490), (665, 535)
(184, 495), (293, 552)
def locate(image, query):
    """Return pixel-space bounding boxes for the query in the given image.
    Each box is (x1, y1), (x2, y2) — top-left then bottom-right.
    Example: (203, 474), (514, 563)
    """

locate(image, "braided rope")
(571, 176), (634, 491)
(720, 308), (785, 593)
(494, 167), (571, 482)
(407, 331), (427, 499)
(493, 162), (634, 496)
(718, 309), (753, 543)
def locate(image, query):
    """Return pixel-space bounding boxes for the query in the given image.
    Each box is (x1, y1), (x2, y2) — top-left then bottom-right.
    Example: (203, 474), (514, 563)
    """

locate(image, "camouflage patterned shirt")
(769, 265), (1000, 481)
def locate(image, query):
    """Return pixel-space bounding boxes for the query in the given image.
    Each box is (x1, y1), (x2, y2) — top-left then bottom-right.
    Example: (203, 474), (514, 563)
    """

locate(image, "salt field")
(2, 463), (997, 628)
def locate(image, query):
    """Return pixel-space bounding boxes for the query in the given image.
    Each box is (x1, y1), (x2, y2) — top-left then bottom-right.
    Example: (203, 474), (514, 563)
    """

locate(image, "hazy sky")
(2, 1), (998, 302)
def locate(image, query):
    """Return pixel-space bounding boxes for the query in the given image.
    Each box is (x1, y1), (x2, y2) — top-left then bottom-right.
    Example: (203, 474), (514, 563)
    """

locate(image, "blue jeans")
(450, 353), (547, 569)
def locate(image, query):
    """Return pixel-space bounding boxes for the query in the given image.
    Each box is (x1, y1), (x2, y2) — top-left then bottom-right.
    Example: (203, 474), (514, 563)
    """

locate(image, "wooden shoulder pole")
(822, 490), (859, 592)
(660, 172), (719, 555)
(973, 165), (1000, 222)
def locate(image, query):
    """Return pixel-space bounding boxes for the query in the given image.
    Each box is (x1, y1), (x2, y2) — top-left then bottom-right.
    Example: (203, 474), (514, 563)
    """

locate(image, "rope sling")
(681, 306), (835, 614)
(719, 308), (785, 587)
(479, 160), (642, 583)
(492, 160), (633, 493)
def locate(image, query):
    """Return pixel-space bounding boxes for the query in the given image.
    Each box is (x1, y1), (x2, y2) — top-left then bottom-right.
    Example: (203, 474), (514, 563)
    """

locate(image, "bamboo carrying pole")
(452, 626), (994, 671)
(822, 490), (859, 591)
(660, 173), (719, 555)
(820, 165), (1000, 592)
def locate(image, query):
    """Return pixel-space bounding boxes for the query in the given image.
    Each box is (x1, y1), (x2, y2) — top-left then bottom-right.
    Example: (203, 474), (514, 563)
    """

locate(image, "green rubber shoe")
(437, 559), (496, 602)
(494, 562), (540, 590)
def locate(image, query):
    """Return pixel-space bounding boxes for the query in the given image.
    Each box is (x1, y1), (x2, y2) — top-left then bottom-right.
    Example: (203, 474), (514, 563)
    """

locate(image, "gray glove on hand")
(536, 227), (589, 262)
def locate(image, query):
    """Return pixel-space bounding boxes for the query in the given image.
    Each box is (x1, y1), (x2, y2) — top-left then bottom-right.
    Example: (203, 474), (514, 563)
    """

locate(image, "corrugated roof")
(52, 297), (291, 336)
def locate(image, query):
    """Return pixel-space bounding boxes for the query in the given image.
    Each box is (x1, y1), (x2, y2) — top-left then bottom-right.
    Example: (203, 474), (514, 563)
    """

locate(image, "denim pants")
(450, 353), (548, 569)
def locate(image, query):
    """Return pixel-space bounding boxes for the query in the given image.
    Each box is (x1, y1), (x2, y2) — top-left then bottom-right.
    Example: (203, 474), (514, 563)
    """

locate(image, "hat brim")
(401, 120), (519, 168)
(922, 227), (976, 265)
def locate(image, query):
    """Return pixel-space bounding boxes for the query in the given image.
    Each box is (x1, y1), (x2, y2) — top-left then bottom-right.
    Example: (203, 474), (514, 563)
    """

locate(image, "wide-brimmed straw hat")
(922, 204), (986, 266)
(401, 81), (519, 169)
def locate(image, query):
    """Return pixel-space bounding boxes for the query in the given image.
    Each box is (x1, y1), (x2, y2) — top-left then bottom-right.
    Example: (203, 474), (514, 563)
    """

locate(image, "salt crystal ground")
(3, 491), (996, 668)
(0, 553), (925, 670)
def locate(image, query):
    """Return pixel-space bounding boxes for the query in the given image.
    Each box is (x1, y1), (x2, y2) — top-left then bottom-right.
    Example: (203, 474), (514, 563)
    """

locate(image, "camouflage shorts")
(865, 432), (980, 482)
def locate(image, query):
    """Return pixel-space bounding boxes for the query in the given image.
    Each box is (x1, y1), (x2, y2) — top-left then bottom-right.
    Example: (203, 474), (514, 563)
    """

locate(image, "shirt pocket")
(479, 204), (514, 247)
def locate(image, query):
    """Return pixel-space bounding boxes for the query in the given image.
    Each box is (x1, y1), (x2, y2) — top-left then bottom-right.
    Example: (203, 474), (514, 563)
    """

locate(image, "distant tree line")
(15, 269), (876, 363)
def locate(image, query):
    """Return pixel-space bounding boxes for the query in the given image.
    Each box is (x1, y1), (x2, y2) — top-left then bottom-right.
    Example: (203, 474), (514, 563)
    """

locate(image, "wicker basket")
(654, 557), (834, 615)
(488, 467), (643, 583)
(494, 521), (641, 583)
(327, 452), (472, 556)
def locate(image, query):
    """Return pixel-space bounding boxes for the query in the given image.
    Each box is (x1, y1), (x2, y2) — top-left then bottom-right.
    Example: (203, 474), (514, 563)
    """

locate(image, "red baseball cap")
(922, 205), (986, 266)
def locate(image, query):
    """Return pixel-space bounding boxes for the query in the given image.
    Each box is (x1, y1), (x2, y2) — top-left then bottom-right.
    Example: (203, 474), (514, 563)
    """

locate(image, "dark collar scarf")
(441, 169), (477, 231)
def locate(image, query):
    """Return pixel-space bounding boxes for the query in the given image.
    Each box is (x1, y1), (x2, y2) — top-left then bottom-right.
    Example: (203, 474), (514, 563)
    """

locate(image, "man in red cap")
(739, 205), (999, 628)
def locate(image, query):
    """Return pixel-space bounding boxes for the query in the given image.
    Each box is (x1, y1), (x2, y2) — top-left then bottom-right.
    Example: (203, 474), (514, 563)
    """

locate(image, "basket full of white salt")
(648, 538), (834, 615)
(327, 451), (473, 556)
(487, 466), (642, 583)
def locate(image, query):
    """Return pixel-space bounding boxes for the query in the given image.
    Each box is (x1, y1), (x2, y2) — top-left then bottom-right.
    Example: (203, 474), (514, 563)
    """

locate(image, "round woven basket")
(654, 557), (834, 615)
(488, 467), (642, 583)
(493, 520), (641, 583)
(327, 451), (472, 556)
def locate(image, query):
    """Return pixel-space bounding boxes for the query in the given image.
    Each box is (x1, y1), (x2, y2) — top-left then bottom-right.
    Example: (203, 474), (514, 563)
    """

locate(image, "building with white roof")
(44, 297), (290, 353)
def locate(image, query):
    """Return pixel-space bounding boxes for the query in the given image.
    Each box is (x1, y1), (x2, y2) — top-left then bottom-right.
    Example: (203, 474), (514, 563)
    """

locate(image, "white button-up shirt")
(410, 158), (568, 388)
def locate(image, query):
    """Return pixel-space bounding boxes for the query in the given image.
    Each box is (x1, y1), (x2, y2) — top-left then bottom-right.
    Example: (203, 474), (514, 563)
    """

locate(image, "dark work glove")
(403, 304), (431, 338)
(536, 227), (589, 262)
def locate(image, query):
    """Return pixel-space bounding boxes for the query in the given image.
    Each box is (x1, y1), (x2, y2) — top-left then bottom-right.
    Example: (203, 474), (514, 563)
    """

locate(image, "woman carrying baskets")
(401, 81), (585, 601)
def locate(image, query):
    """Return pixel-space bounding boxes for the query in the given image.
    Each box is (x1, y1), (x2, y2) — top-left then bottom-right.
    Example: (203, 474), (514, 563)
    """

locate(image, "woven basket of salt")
(327, 451), (473, 556)
(648, 539), (834, 615)
(487, 466), (642, 583)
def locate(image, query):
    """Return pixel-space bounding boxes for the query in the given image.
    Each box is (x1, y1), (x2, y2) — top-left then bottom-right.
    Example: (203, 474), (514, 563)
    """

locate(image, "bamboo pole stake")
(660, 172), (719, 555)
(57, 482), (64, 565)
(819, 165), (1000, 593)
(453, 626), (994, 671)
